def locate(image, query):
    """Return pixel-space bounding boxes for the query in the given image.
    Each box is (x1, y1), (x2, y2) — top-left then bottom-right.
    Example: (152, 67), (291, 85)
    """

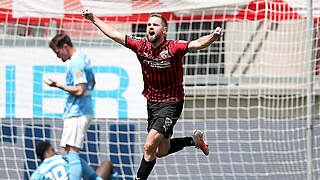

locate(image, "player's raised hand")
(44, 79), (58, 87)
(213, 27), (223, 37)
(82, 9), (94, 21)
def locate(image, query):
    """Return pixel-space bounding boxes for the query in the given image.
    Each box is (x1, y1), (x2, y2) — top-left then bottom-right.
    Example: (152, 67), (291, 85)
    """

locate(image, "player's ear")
(163, 27), (167, 34)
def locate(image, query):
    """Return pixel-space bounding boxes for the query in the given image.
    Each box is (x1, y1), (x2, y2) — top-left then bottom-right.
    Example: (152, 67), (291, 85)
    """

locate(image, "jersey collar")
(43, 155), (58, 162)
(151, 38), (167, 50)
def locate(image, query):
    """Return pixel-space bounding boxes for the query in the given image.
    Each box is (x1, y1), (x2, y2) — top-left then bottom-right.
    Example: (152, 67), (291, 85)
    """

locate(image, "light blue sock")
(66, 151), (82, 180)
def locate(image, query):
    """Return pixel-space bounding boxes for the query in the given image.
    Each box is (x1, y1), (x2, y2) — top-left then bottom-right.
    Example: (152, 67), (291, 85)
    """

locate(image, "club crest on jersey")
(160, 50), (168, 59)
(165, 117), (172, 127)
(76, 71), (83, 77)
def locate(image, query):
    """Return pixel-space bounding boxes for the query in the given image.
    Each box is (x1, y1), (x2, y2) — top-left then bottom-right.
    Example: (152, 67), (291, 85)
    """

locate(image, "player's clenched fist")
(82, 9), (94, 21)
(213, 27), (223, 37)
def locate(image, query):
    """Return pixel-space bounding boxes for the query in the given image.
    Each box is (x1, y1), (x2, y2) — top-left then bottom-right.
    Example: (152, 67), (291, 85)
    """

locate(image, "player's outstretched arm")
(82, 9), (125, 46)
(188, 27), (223, 51)
(44, 79), (86, 96)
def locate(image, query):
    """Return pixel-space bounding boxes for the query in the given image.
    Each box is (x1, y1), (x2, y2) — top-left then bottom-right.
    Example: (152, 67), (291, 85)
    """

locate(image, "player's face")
(52, 45), (70, 62)
(147, 17), (166, 43)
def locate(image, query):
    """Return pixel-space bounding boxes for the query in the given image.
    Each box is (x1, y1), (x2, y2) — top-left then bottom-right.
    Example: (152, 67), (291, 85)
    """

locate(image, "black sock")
(167, 137), (195, 155)
(136, 156), (156, 180)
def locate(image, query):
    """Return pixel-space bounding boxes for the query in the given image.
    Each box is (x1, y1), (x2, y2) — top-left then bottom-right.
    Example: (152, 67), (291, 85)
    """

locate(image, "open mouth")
(149, 31), (155, 36)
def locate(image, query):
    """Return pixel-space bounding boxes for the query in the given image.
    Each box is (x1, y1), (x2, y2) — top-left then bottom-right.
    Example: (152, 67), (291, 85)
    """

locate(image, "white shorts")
(60, 115), (92, 149)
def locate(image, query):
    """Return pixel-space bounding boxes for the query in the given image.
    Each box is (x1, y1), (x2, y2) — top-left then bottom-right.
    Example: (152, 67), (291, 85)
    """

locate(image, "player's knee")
(101, 161), (113, 170)
(155, 151), (167, 158)
(96, 160), (114, 180)
(155, 146), (169, 158)
(144, 142), (157, 154)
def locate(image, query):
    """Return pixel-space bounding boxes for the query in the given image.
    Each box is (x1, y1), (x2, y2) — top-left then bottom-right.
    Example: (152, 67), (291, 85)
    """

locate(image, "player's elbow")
(74, 84), (87, 96)
(75, 89), (86, 96)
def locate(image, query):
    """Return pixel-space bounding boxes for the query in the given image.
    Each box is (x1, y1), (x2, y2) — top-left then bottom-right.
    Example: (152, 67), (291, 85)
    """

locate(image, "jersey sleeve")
(172, 40), (191, 57)
(125, 35), (143, 53)
(71, 60), (87, 86)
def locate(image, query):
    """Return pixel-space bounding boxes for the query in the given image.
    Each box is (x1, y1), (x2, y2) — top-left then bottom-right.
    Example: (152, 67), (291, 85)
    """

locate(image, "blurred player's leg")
(80, 158), (103, 180)
(158, 130), (209, 156)
(136, 129), (163, 180)
(67, 151), (83, 180)
(165, 136), (195, 155)
(60, 115), (92, 154)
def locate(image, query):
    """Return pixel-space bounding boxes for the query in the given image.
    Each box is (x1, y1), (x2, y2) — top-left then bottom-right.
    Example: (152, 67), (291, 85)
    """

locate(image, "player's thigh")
(60, 115), (92, 148)
(147, 101), (184, 139)
(76, 115), (92, 144)
(60, 116), (78, 147)
(79, 114), (92, 135)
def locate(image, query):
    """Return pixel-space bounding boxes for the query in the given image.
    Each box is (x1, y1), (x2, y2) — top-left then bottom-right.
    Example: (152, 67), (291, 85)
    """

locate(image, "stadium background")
(1, 0), (320, 179)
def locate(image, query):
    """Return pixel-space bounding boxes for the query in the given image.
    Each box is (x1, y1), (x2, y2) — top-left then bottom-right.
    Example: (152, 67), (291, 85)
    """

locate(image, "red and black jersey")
(125, 35), (190, 102)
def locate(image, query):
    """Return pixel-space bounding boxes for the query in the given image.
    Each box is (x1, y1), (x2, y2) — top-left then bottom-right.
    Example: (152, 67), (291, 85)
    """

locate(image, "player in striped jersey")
(31, 141), (118, 180)
(82, 10), (223, 180)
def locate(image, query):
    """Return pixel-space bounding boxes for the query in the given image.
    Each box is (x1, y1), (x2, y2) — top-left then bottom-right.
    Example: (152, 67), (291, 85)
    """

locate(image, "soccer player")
(82, 10), (223, 180)
(31, 141), (118, 180)
(45, 34), (95, 155)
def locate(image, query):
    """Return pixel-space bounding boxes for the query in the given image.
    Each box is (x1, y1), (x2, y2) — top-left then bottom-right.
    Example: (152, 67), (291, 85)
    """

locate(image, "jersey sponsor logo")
(128, 35), (142, 41)
(143, 59), (171, 68)
(160, 50), (168, 59)
(76, 70), (83, 77)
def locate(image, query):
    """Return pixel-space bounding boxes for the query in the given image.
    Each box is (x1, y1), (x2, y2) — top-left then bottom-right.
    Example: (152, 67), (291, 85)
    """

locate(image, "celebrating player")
(82, 10), (223, 180)
(31, 141), (118, 180)
(45, 34), (95, 155)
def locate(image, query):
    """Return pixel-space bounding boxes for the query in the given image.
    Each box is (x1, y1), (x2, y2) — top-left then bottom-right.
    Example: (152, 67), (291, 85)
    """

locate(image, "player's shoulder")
(45, 155), (66, 165)
(73, 51), (88, 62)
(166, 39), (186, 46)
(70, 52), (88, 66)
(127, 35), (144, 41)
(31, 168), (41, 180)
(167, 39), (190, 49)
(172, 39), (189, 44)
(127, 35), (148, 44)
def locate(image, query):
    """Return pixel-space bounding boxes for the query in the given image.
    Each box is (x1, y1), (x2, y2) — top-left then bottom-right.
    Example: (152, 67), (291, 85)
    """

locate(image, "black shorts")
(147, 100), (184, 138)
